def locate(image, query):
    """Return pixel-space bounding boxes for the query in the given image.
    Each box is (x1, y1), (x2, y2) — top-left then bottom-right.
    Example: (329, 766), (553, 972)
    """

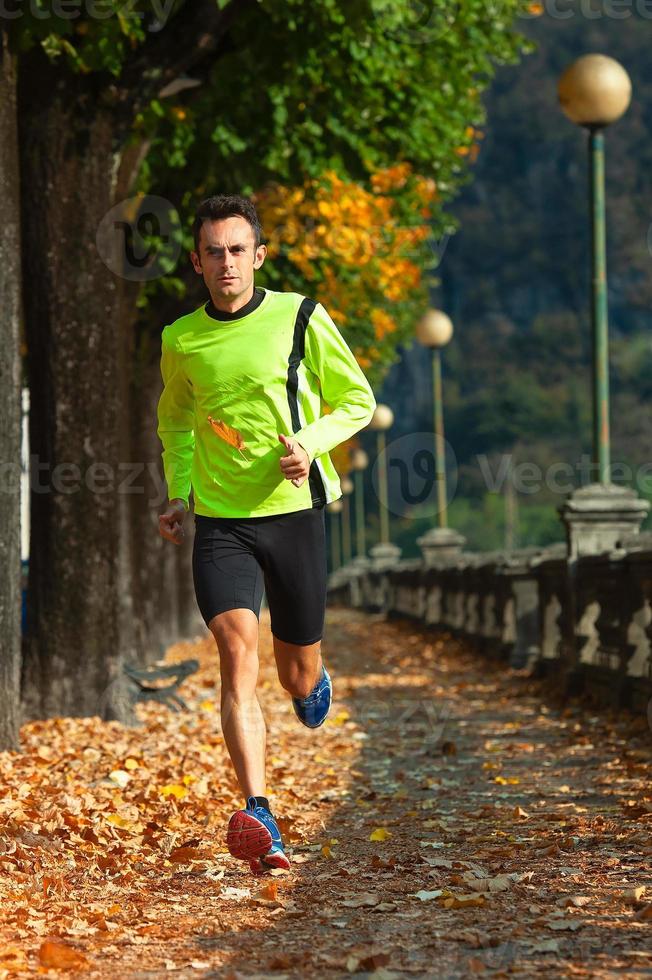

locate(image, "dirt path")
(1, 606), (651, 978)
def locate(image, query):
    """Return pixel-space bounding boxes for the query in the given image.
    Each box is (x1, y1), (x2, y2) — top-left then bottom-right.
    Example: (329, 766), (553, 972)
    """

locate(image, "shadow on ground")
(185, 606), (652, 979)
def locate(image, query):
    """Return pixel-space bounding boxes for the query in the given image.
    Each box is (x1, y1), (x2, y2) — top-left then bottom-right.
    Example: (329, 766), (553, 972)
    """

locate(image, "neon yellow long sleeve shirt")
(156, 287), (377, 517)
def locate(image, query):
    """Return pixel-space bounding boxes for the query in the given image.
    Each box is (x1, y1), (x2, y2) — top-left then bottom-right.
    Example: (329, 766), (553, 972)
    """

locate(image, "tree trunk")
(0, 31), (23, 750)
(131, 278), (209, 658)
(178, 527), (205, 642)
(16, 2), (243, 721)
(130, 328), (182, 664)
(18, 52), (137, 723)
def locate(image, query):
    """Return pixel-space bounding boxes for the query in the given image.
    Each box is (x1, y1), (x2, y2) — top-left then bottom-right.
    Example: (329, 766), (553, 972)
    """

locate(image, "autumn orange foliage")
(254, 164), (439, 384)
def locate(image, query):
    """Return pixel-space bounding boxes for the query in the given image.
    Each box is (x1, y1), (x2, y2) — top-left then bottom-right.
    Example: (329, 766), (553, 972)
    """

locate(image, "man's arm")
(292, 302), (377, 463)
(156, 331), (195, 510)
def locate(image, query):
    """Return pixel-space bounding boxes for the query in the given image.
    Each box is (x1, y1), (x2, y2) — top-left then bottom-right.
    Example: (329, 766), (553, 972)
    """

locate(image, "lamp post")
(558, 53), (631, 483)
(414, 309), (466, 564)
(340, 475), (354, 565)
(367, 404), (402, 568)
(417, 309), (452, 528)
(557, 54), (649, 558)
(350, 447), (369, 565)
(326, 498), (343, 573)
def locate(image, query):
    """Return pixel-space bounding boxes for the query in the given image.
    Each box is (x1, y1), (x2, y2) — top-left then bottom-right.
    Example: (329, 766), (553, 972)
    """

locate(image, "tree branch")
(109, 0), (246, 125)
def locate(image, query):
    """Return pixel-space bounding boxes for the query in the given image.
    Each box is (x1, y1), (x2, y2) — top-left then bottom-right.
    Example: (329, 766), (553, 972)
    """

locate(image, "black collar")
(205, 286), (265, 321)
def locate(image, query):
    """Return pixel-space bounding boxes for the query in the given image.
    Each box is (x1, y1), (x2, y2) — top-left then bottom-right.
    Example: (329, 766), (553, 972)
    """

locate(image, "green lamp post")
(557, 54), (649, 558)
(340, 475), (354, 565)
(417, 309), (453, 527)
(326, 498), (343, 573)
(558, 53), (631, 483)
(415, 309), (466, 564)
(350, 447), (370, 566)
(367, 404), (402, 568)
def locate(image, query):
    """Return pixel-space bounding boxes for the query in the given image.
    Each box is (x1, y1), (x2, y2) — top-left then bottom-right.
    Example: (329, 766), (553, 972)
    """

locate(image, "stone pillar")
(417, 526), (466, 566)
(368, 541), (402, 569)
(558, 483), (649, 560)
(557, 483), (649, 696)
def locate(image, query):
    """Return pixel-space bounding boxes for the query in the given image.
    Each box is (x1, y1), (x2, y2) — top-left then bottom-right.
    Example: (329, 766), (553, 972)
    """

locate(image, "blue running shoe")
(292, 664), (332, 729)
(227, 797), (291, 872)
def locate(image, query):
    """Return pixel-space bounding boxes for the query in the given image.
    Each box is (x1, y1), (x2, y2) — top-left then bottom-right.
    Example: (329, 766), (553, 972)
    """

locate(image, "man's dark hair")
(192, 194), (263, 254)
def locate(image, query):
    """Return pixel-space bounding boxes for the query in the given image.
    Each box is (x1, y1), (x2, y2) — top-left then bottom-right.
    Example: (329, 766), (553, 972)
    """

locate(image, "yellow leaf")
(369, 827), (392, 842)
(124, 758), (139, 770)
(106, 813), (132, 828)
(200, 700), (215, 711)
(331, 710), (350, 726)
(159, 784), (187, 799)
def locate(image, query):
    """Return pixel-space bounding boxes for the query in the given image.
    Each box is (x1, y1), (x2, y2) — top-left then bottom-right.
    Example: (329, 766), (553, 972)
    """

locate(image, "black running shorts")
(191, 505), (327, 646)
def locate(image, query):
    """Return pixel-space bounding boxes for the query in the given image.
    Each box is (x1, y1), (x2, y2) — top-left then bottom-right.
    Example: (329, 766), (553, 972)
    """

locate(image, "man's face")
(190, 215), (266, 304)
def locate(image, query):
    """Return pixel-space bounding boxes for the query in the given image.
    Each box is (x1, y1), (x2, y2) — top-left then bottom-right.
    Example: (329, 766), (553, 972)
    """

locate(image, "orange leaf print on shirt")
(207, 416), (250, 461)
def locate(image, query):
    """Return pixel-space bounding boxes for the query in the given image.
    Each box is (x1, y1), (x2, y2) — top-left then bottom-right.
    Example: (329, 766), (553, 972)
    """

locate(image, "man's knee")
(280, 672), (315, 699)
(209, 608), (259, 688)
(274, 637), (322, 699)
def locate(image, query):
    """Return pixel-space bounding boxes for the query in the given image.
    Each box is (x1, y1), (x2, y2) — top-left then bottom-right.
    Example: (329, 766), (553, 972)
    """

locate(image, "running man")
(156, 194), (376, 874)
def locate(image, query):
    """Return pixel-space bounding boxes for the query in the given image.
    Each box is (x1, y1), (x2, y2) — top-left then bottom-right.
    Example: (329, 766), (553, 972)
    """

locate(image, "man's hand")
(278, 433), (310, 487)
(159, 499), (187, 545)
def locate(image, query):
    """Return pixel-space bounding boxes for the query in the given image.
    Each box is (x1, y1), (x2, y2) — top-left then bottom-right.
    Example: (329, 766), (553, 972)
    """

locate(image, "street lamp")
(340, 475), (354, 564)
(415, 309), (466, 564)
(326, 498), (343, 573)
(367, 404), (402, 568)
(350, 447), (369, 565)
(558, 53), (631, 483)
(416, 309), (453, 528)
(557, 54), (649, 558)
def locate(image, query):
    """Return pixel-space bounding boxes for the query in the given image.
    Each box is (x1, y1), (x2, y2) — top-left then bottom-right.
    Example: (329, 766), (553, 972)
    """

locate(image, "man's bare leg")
(272, 636), (323, 699)
(208, 607), (266, 799)
(212, 608), (291, 872)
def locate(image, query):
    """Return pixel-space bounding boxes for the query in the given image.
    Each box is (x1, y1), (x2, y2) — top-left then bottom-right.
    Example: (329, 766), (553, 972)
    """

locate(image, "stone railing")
(327, 534), (652, 717)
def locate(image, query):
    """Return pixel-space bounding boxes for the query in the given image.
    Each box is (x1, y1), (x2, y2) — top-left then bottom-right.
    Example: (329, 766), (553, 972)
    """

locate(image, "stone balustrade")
(327, 535), (652, 717)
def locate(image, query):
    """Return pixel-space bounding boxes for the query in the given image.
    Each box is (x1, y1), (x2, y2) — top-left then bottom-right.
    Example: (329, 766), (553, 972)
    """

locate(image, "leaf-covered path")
(1, 606), (651, 978)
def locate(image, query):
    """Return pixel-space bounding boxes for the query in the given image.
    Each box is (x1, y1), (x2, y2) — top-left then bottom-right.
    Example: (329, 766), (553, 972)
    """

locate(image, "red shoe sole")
(227, 811), (273, 861)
